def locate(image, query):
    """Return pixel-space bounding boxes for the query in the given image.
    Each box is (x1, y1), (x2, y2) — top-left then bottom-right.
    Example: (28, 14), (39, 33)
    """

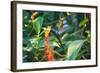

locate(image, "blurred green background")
(23, 10), (91, 62)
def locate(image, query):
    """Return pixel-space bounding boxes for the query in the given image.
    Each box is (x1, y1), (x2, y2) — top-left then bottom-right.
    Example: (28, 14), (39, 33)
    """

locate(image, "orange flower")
(47, 48), (54, 61)
(43, 26), (54, 61)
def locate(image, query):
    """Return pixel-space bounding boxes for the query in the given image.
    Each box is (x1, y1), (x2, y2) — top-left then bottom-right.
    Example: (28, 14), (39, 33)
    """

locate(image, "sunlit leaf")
(67, 40), (85, 60)
(79, 18), (88, 27)
(32, 16), (44, 34)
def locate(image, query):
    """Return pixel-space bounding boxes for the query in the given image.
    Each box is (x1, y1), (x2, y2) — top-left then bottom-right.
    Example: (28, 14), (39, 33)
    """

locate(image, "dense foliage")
(23, 10), (91, 62)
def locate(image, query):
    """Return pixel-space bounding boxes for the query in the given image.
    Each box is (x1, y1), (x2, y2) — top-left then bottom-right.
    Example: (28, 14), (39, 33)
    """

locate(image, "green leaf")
(79, 18), (88, 27)
(67, 40), (85, 60)
(62, 33), (69, 40)
(23, 37), (30, 46)
(32, 16), (43, 34)
(29, 37), (39, 49)
(50, 42), (60, 47)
